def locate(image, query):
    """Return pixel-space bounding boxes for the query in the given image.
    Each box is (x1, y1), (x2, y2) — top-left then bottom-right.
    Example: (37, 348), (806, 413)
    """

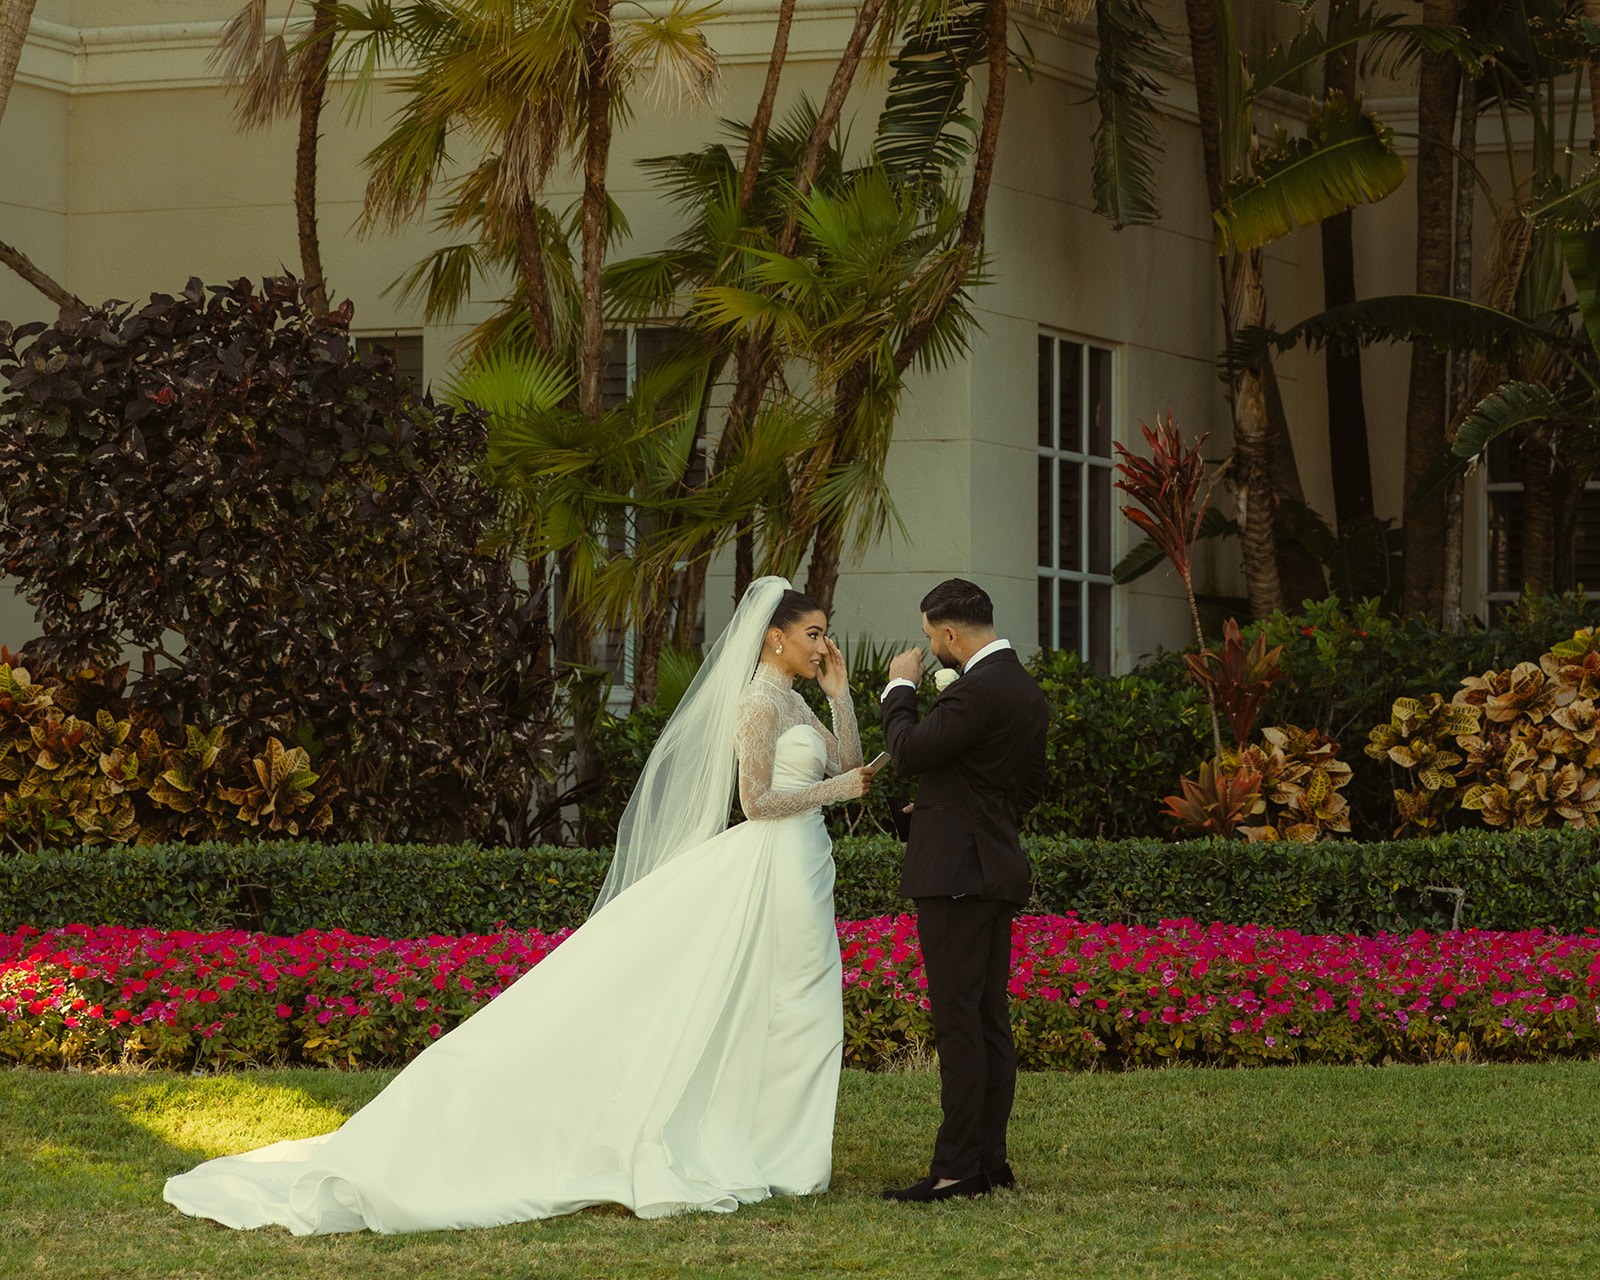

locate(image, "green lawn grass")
(3, 1061), (1598, 1279)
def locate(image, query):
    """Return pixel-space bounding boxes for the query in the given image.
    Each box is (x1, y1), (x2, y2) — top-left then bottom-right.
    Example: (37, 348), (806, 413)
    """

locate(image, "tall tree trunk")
(630, 575), (671, 711)
(734, 518), (754, 601)
(566, 3), (614, 785)
(674, 557), (708, 650)
(1403, 0), (1461, 621)
(1183, 0), (1281, 617)
(293, 3), (337, 319)
(1182, 0), (1225, 212)
(577, 3), (614, 423)
(1225, 249), (1284, 618)
(1442, 78), (1477, 630)
(892, 0), (1009, 376)
(739, 0), (797, 210)
(718, 0), (889, 491)
(514, 196), (554, 355)
(1319, 0), (1373, 530)
(804, 523), (844, 617)
(0, 0), (38, 128)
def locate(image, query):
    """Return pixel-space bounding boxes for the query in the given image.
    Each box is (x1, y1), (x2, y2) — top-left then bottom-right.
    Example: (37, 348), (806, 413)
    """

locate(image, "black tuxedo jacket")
(880, 648), (1049, 905)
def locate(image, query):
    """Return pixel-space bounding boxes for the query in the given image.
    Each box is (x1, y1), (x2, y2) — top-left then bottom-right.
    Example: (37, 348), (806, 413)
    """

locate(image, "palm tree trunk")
(1402, 0), (1460, 621)
(1226, 249), (1284, 618)
(577, 1), (614, 422)
(804, 522), (845, 617)
(514, 197), (554, 354)
(0, 0), (38, 128)
(1183, 0), (1280, 617)
(1181, 0), (1225, 212)
(1319, 0), (1373, 531)
(568, 2), (614, 785)
(294, 2), (337, 319)
(1442, 78), (1477, 630)
(630, 575), (671, 711)
(674, 557), (708, 650)
(893, 0), (1009, 375)
(739, 0), (797, 209)
(1319, 0), (1372, 530)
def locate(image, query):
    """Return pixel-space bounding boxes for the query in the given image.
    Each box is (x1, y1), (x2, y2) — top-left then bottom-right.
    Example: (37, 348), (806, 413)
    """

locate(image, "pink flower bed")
(4, 916), (1599, 1071)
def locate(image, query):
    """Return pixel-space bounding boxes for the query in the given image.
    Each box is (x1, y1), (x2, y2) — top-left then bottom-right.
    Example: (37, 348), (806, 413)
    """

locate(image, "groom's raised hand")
(888, 648), (926, 684)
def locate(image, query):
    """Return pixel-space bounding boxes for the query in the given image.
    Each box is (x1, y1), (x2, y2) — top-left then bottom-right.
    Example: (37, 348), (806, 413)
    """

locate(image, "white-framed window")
(354, 332), (425, 391)
(1483, 436), (1600, 621)
(1037, 333), (1115, 671)
(593, 324), (705, 688)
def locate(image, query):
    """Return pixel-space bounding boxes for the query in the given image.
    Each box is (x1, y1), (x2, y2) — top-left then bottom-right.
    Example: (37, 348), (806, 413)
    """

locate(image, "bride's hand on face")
(817, 636), (849, 700)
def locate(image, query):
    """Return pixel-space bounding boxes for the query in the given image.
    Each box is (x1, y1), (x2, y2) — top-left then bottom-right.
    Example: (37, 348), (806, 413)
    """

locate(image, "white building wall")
(3, 1), (1466, 672)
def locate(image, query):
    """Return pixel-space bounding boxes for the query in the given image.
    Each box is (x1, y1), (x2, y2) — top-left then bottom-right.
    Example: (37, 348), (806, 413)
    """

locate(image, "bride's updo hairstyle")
(768, 589), (826, 632)
(920, 577), (993, 628)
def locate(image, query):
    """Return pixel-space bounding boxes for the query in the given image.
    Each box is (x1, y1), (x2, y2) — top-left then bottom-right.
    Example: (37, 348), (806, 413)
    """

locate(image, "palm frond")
(1227, 294), (1577, 369)
(615, 0), (723, 107)
(1451, 381), (1597, 461)
(444, 345), (575, 426)
(1530, 167), (1600, 232)
(874, 0), (988, 188)
(210, 0), (299, 127)
(1090, 0), (1175, 230)
(1214, 93), (1406, 253)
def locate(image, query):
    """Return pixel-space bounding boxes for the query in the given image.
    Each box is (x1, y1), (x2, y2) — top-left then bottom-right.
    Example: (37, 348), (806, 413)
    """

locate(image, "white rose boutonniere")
(933, 668), (960, 694)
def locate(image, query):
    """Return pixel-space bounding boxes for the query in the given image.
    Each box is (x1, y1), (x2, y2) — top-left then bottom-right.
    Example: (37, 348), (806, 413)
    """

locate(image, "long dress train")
(164, 664), (859, 1235)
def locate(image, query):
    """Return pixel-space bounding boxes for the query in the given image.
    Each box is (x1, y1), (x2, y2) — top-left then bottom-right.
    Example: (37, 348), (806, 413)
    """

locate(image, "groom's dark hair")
(920, 578), (993, 629)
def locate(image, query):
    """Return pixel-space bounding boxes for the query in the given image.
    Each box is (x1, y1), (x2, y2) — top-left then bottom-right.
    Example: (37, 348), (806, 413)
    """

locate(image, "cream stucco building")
(0, 1), (1543, 676)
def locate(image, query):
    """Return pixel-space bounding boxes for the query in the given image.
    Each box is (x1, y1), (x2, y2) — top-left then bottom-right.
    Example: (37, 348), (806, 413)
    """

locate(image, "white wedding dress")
(163, 660), (862, 1234)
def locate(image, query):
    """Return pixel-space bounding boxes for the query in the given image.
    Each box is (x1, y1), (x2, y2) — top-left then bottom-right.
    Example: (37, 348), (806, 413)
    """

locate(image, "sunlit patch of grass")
(3, 1063), (1600, 1278)
(113, 1075), (365, 1160)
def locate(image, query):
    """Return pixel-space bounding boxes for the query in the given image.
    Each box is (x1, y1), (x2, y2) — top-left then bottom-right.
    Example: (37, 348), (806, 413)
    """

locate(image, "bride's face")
(768, 610), (830, 680)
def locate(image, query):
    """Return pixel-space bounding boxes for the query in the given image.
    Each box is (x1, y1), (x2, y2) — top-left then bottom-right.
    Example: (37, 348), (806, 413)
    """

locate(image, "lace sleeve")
(804, 693), (862, 775)
(735, 690), (861, 820)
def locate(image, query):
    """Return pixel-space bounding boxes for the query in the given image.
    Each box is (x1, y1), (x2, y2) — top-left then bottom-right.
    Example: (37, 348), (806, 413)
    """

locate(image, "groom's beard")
(930, 640), (959, 670)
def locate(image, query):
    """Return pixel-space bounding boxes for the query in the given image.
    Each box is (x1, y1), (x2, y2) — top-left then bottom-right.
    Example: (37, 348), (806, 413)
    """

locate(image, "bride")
(163, 576), (876, 1233)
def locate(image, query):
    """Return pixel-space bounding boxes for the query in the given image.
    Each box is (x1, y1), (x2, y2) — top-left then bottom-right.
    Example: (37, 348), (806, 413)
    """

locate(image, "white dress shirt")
(880, 638), (1013, 700)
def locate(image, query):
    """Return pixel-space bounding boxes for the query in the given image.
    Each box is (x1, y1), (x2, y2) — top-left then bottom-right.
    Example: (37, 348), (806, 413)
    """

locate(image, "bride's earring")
(776, 643), (784, 654)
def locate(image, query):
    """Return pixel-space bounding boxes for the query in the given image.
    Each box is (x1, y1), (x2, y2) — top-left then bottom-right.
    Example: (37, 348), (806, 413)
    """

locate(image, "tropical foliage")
(0, 277), (555, 847)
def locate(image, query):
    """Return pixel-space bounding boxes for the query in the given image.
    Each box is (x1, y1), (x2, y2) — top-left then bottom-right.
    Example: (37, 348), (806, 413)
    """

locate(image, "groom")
(878, 578), (1049, 1202)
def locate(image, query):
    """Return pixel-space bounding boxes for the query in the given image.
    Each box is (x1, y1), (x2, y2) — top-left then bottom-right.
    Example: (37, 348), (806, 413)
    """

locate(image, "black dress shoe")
(985, 1162), (1016, 1190)
(881, 1171), (992, 1202)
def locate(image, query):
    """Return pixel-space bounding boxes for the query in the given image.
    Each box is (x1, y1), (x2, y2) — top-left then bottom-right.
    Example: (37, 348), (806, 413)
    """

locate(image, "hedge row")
(5, 830), (1599, 935)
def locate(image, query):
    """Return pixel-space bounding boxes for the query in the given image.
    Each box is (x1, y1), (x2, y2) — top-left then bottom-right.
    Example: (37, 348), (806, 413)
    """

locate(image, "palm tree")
(328, 0), (720, 775)
(211, 1), (340, 317)
(1091, 0), (1413, 618)
(1231, 0), (1600, 608)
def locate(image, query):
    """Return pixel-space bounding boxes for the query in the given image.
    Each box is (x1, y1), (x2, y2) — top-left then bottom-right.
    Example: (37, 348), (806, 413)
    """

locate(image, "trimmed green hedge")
(5, 831), (1599, 936)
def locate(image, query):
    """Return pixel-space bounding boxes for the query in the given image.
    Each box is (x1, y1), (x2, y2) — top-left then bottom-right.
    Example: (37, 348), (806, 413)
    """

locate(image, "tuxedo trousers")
(914, 896), (1017, 1180)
